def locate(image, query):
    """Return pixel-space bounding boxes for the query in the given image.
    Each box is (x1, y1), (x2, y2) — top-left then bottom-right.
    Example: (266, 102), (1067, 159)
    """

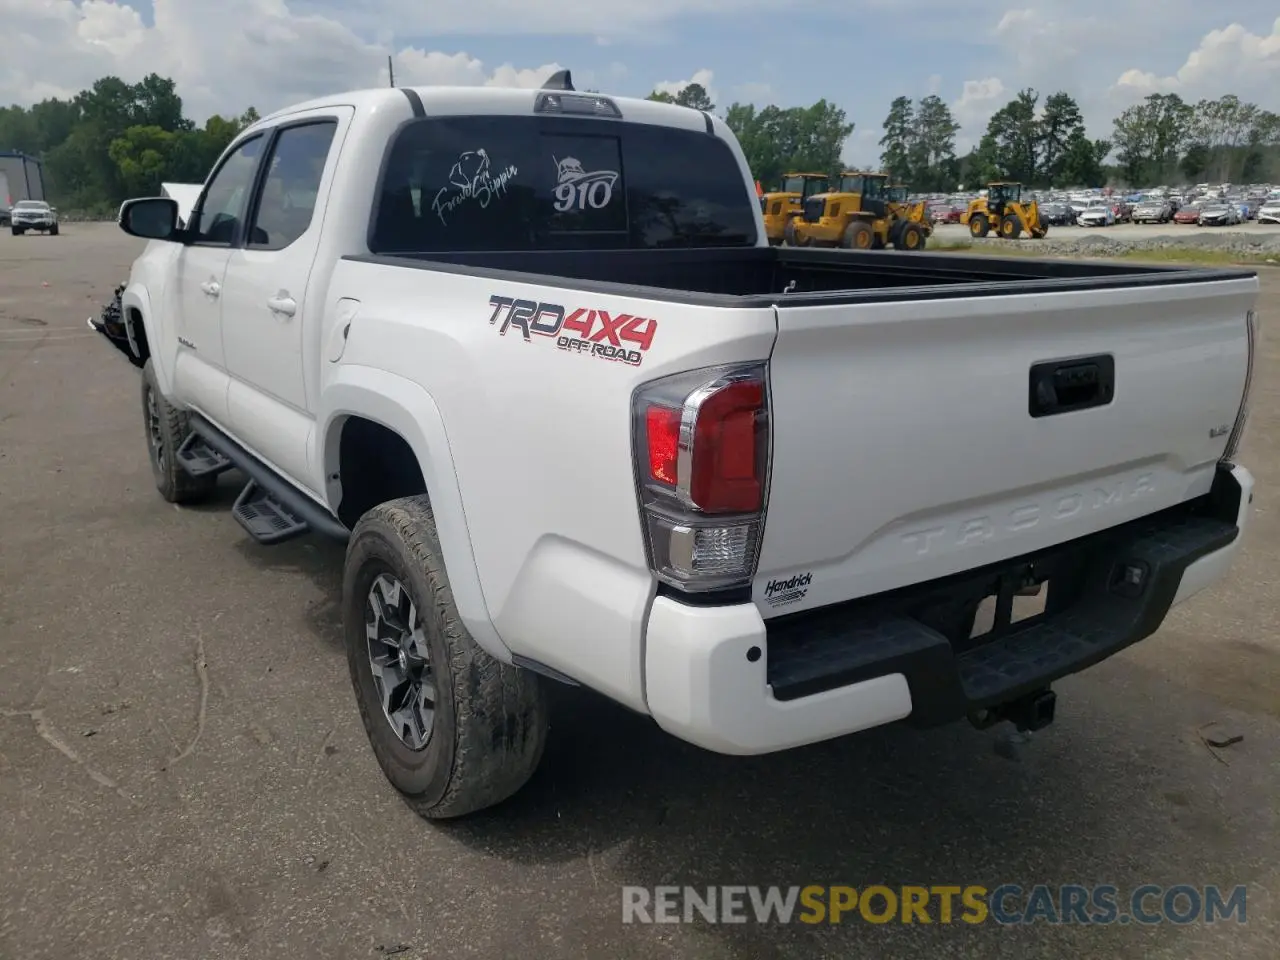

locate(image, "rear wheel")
(49, 224), (59, 236)
(140, 359), (217, 504)
(841, 220), (874, 250)
(11, 227), (22, 236)
(344, 496), (549, 819)
(1000, 215), (1022, 239)
(968, 214), (989, 238)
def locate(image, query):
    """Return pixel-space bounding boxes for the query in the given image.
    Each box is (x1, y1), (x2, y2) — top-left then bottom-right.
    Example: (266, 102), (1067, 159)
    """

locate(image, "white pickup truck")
(94, 74), (1258, 819)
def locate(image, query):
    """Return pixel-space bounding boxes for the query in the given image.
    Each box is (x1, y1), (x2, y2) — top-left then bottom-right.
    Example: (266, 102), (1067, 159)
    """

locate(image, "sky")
(2, 1), (1278, 167)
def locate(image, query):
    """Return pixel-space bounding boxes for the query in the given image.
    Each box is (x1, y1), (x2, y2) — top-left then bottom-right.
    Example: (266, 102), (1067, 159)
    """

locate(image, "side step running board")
(182, 412), (350, 545)
(176, 434), (234, 477)
(233, 480), (309, 544)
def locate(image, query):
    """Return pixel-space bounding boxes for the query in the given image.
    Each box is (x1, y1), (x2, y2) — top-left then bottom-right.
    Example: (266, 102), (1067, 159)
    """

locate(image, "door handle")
(267, 294), (297, 317)
(200, 280), (220, 298)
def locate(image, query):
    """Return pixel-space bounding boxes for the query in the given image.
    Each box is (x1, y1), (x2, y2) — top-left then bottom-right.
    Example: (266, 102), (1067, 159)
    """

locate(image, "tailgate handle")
(1029, 355), (1114, 418)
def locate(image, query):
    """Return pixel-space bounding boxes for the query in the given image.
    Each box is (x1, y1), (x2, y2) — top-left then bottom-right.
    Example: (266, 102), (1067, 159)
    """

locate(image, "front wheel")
(343, 496), (549, 819)
(140, 359), (217, 504)
(894, 221), (926, 250)
(49, 224), (59, 236)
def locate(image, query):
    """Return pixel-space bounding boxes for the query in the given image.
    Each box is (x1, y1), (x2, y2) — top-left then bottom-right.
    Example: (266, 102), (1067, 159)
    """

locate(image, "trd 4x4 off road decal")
(487, 295), (657, 366)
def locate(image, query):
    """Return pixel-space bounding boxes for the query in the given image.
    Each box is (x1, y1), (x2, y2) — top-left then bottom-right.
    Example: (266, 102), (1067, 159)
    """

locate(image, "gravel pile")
(963, 228), (1280, 260)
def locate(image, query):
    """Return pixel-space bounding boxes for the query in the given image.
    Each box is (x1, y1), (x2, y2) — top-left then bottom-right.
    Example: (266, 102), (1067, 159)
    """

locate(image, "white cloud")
(0, 0), (567, 122)
(651, 68), (718, 108)
(1111, 17), (1280, 104)
(731, 81), (777, 104)
(321, 0), (781, 38)
(951, 77), (1006, 151)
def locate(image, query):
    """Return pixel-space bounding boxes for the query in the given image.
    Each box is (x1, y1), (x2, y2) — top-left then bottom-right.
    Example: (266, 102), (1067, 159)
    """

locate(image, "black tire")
(968, 214), (989, 238)
(841, 220), (874, 250)
(1000, 214), (1022, 239)
(343, 496), (549, 819)
(894, 221), (926, 251)
(49, 224), (59, 236)
(783, 217), (808, 247)
(11, 227), (22, 236)
(140, 359), (217, 504)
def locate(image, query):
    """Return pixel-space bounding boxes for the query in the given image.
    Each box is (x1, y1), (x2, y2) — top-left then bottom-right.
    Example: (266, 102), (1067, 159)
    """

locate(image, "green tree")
(1038, 91), (1084, 184)
(981, 88), (1041, 183)
(912, 95), (960, 190)
(1110, 93), (1193, 185)
(647, 82), (714, 112)
(724, 100), (852, 188)
(879, 96), (915, 181)
(108, 125), (181, 197)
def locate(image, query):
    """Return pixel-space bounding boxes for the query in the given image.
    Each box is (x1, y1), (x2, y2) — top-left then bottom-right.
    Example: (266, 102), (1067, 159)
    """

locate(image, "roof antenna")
(542, 69), (574, 91)
(388, 54), (395, 88)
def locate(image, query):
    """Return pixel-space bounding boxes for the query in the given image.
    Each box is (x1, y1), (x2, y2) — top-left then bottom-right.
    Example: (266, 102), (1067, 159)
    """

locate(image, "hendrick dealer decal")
(486, 295), (657, 366)
(765, 572), (812, 608)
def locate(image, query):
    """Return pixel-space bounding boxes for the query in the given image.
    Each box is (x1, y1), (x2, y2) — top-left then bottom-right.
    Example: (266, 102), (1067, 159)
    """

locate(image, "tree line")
(653, 83), (1280, 191)
(0, 74), (258, 215)
(0, 73), (1275, 213)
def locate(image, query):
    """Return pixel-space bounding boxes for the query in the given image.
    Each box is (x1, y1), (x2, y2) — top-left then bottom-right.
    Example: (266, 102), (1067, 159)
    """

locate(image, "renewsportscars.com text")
(621, 884), (1248, 925)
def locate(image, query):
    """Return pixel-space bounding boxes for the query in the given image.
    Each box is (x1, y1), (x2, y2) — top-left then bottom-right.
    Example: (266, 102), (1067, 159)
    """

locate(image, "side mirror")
(118, 197), (182, 241)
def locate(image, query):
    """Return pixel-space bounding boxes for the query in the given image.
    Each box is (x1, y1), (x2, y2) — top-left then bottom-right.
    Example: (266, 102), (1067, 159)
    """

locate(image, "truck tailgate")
(753, 277), (1256, 615)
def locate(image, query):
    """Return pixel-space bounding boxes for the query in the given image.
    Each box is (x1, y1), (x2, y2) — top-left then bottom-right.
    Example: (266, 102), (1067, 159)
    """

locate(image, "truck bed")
(346, 245), (1255, 305)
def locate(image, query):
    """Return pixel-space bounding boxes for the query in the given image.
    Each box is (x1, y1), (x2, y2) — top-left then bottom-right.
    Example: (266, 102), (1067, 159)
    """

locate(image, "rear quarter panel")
(325, 259), (776, 707)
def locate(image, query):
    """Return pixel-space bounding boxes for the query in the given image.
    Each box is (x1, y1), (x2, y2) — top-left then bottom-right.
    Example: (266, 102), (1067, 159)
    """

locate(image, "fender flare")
(318, 365), (511, 663)
(119, 284), (166, 388)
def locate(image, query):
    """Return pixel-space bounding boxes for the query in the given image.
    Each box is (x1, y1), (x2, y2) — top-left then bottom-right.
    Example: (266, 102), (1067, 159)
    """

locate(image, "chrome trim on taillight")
(1222, 309), (1257, 464)
(631, 361), (771, 592)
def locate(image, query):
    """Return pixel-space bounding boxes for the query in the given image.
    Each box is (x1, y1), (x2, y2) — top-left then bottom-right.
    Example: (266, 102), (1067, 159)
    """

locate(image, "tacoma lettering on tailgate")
(900, 472), (1157, 557)
(487, 295), (657, 366)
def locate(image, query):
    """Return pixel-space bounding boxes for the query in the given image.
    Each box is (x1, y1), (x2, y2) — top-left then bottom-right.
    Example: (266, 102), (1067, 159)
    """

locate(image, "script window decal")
(431, 148), (518, 226)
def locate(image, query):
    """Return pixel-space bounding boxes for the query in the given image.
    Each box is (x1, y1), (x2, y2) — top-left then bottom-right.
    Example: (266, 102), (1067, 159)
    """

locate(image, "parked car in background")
(9, 199), (58, 235)
(1257, 199), (1280, 224)
(927, 202), (961, 224)
(1173, 202), (1202, 224)
(1199, 202), (1241, 226)
(1040, 201), (1076, 226)
(1077, 199), (1115, 226)
(1131, 197), (1173, 224)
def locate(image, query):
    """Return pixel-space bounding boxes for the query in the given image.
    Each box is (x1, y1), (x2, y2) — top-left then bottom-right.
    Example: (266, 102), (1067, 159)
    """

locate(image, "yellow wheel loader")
(786, 172), (930, 251)
(761, 173), (830, 246)
(961, 181), (1048, 239)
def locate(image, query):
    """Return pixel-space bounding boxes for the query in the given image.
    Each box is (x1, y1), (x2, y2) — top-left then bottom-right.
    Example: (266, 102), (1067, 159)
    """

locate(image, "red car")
(1173, 205), (1201, 224)
(928, 203), (962, 224)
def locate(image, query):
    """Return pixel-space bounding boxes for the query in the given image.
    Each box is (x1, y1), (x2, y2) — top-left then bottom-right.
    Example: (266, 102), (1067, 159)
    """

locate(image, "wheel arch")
(119, 284), (158, 377)
(319, 367), (511, 662)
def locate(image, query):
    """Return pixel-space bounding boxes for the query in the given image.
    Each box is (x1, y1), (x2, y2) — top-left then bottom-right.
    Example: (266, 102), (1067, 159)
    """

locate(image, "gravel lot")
(933, 220), (1280, 259)
(1, 223), (1277, 960)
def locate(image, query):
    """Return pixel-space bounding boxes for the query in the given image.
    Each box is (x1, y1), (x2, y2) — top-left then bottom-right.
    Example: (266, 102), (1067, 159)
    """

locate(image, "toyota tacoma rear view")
(93, 73), (1258, 819)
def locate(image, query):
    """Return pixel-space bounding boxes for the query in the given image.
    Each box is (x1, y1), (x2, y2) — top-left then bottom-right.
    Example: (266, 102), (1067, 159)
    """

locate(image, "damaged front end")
(87, 283), (144, 368)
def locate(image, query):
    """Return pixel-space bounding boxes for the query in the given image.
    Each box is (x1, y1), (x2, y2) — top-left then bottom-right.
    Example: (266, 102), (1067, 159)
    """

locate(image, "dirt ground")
(1, 223), (1277, 960)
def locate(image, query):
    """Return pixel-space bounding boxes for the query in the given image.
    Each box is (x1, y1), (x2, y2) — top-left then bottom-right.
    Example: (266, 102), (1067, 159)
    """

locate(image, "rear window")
(369, 115), (757, 253)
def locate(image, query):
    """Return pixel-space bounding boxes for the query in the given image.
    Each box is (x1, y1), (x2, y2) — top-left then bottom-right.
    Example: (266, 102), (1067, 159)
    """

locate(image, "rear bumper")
(643, 464), (1252, 755)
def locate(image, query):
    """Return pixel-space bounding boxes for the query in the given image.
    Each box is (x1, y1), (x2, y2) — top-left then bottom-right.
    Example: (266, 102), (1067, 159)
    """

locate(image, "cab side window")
(248, 121), (338, 250)
(189, 135), (265, 245)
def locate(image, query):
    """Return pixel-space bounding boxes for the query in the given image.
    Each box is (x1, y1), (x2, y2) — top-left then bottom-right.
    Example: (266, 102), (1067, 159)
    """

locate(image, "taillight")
(1222, 309), (1258, 464)
(632, 363), (770, 592)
